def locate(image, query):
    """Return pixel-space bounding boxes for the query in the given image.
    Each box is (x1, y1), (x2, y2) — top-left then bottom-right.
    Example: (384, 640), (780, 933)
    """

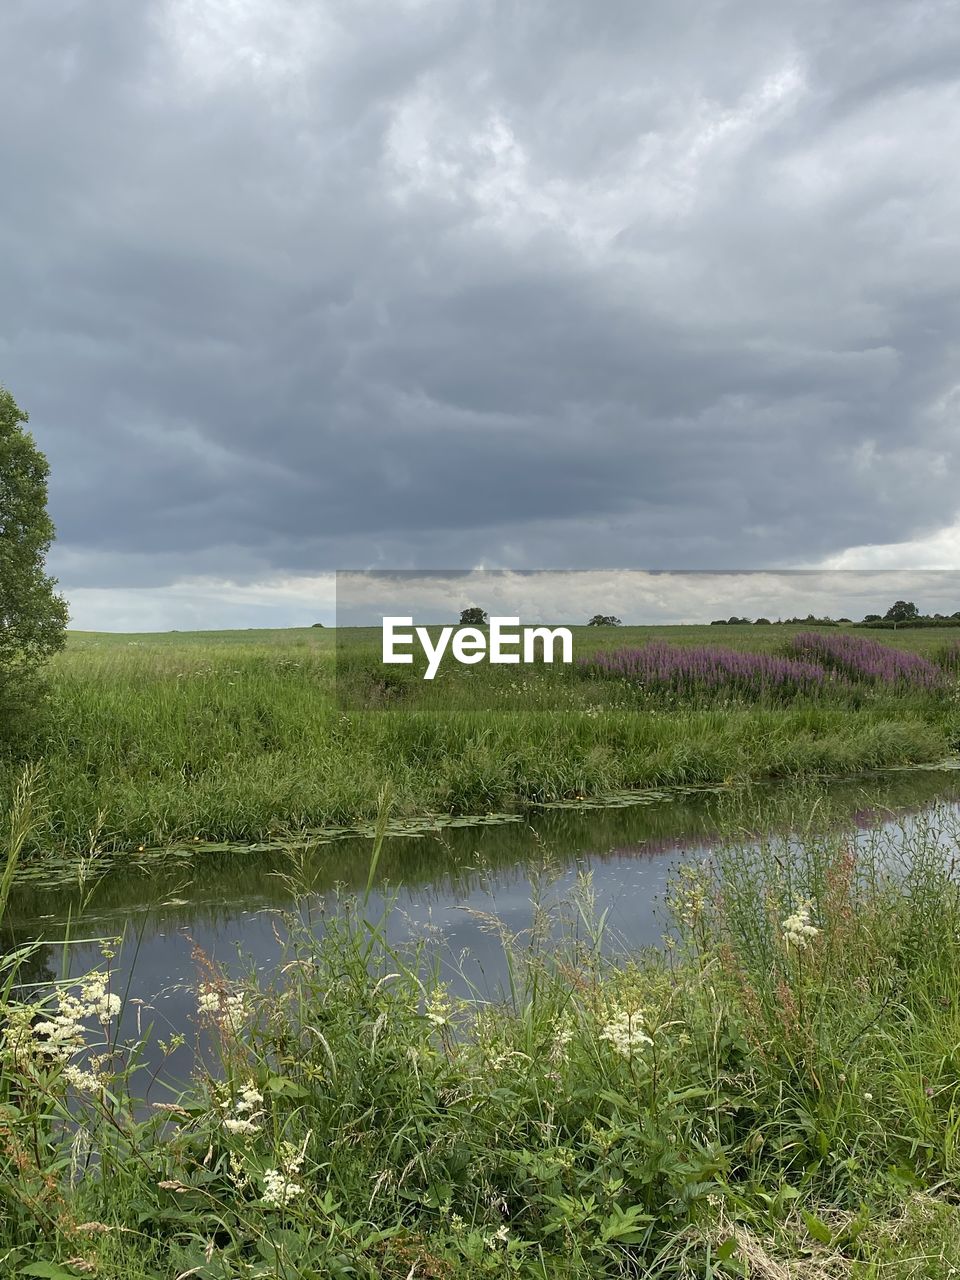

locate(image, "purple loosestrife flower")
(580, 643), (838, 700)
(789, 632), (945, 689)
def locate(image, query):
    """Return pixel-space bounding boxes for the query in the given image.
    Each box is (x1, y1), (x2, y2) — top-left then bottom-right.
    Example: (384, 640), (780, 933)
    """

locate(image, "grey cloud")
(2, 0), (960, 625)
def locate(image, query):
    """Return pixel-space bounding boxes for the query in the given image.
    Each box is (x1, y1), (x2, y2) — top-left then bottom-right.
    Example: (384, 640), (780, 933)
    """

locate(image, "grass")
(1, 624), (958, 854)
(4, 782), (960, 1275)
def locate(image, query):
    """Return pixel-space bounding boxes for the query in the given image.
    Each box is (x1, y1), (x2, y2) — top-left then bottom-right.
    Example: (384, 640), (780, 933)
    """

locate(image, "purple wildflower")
(580, 642), (839, 700)
(788, 632), (945, 689)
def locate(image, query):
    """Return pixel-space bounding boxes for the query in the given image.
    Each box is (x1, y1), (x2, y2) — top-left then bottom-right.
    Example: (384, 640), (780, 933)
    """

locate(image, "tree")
(0, 386), (68, 743)
(587, 614), (622, 626)
(754, 617), (771, 625)
(883, 600), (920, 624)
(459, 607), (487, 626)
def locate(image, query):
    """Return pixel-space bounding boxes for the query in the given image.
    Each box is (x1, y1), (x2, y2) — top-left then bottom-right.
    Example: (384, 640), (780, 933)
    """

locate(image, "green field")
(6, 623), (959, 854)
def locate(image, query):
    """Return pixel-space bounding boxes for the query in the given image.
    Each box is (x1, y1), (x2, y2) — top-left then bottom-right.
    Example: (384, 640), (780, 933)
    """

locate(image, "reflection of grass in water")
(0, 624), (957, 854)
(4, 791), (960, 1273)
(6, 770), (960, 944)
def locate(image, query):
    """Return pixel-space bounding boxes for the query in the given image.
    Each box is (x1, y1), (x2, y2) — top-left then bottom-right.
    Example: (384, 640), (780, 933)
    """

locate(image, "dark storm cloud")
(2, 0), (960, 625)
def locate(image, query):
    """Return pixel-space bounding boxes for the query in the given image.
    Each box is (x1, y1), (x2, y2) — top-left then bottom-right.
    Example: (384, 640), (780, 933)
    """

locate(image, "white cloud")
(821, 519), (960, 571)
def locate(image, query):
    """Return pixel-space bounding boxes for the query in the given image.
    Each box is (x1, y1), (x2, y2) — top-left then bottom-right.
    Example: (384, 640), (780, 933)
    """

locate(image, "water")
(5, 766), (960, 1095)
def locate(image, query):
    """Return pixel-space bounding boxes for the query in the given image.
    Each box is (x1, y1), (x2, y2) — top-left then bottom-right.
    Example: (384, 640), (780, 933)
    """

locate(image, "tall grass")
(3, 801), (960, 1275)
(0, 625), (956, 854)
(0, 762), (41, 924)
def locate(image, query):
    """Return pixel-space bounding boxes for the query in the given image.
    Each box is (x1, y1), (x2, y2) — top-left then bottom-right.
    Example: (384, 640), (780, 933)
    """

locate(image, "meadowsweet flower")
(223, 993), (248, 1029)
(550, 1014), (575, 1062)
(80, 976), (121, 1022)
(235, 1081), (263, 1114)
(224, 1117), (261, 1136)
(62, 1065), (101, 1093)
(279, 1137), (309, 1176)
(220, 1079), (265, 1136)
(600, 1010), (653, 1059)
(782, 902), (819, 950)
(262, 1168), (304, 1208)
(228, 1153), (250, 1190)
(197, 989), (220, 1016)
(197, 987), (249, 1030)
(1, 973), (124, 1086)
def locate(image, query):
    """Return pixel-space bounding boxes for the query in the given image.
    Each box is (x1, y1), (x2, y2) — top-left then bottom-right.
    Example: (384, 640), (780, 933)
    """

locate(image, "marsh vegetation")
(2, 623), (958, 856)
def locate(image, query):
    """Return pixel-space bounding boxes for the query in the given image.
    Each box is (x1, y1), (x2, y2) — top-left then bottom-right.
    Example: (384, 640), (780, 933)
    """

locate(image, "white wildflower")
(224, 993), (248, 1029)
(62, 1065), (101, 1093)
(235, 1081), (263, 1114)
(197, 987), (248, 1030)
(224, 1117), (262, 1136)
(80, 976), (122, 1022)
(782, 902), (820, 951)
(279, 1136), (309, 1176)
(484, 1224), (510, 1248)
(550, 1014), (575, 1063)
(600, 1010), (653, 1059)
(197, 989), (220, 1016)
(220, 1078), (267, 1136)
(262, 1167), (304, 1208)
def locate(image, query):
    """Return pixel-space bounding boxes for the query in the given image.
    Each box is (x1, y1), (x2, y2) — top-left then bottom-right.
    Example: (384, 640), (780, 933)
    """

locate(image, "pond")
(5, 764), (960, 1095)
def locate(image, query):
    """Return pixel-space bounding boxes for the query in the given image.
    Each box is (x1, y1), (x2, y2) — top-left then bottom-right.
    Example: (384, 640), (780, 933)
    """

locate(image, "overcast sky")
(2, 0), (959, 629)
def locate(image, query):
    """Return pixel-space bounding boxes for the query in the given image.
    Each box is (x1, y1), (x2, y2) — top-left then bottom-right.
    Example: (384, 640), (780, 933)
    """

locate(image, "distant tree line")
(862, 600), (960, 629)
(709, 614), (841, 627)
(708, 601), (960, 629)
(455, 601), (959, 630)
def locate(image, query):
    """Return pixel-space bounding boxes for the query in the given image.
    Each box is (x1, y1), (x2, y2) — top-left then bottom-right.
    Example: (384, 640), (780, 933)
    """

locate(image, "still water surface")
(6, 766), (960, 1093)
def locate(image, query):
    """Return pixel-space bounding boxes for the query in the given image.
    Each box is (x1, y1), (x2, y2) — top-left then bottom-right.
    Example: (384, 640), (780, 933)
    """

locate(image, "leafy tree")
(587, 614), (622, 626)
(884, 600), (919, 624)
(459, 607), (487, 626)
(863, 614), (881, 623)
(754, 617), (771, 625)
(0, 386), (68, 744)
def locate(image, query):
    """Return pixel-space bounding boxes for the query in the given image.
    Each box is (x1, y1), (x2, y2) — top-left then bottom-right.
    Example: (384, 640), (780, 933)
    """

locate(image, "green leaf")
(265, 1076), (310, 1098)
(715, 1237), (739, 1262)
(599, 1204), (654, 1244)
(20, 1265), (81, 1279)
(801, 1210), (833, 1245)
